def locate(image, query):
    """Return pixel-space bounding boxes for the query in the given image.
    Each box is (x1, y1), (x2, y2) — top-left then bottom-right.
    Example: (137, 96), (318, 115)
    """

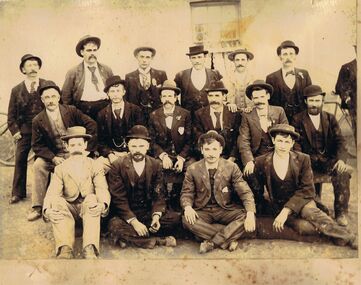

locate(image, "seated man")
(42, 126), (110, 259)
(181, 130), (256, 254)
(97, 75), (143, 172)
(107, 125), (180, 249)
(253, 124), (357, 249)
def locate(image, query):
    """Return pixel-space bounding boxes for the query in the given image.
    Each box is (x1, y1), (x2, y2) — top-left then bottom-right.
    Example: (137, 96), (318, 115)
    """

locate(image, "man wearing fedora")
(107, 125), (180, 249)
(266, 40), (312, 121)
(225, 48), (255, 112)
(62, 35), (113, 120)
(148, 80), (194, 211)
(97, 75), (143, 172)
(30, 81), (97, 221)
(237, 80), (288, 212)
(174, 45), (222, 114)
(125, 47), (167, 124)
(194, 80), (241, 161)
(181, 130), (256, 254)
(43, 126), (110, 259)
(7, 54), (47, 204)
(291, 85), (352, 226)
(253, 124), (356, 249)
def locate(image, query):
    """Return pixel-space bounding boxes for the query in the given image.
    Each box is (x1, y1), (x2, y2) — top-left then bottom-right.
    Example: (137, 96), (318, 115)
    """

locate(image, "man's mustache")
(71, 151), (83, 155)
(285, 60), (292, 63)
(29, 71), (37, 74)
(255, 102), (266, 106)
(210, 101), (220, 105)
(164, 101), (173, 105)
(236, 64), (245, 68)
(89, 55), (97, 60)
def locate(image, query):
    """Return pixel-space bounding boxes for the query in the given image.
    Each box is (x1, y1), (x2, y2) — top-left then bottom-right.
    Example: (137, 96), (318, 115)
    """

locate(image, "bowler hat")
(205, 80), (228, 94)
(61, 126), (92, 141)
(104, 75), (126, 93)
(159, 80), (180, 95)
(198, 130), (225, 148)
(19, 54), (42, 73)
(126, 125), (151, 141)
(133, 46), (156, 57)
(76, 35), (101, 57)
(303, 85), (326, 98)
(38, 80), (61, 96)
(277, 40), (299, 55)
(228, 48), (254, 61)
(186, 45), (208, 56)
(269, 124), (300, 139)
(246, 80), (274, 99)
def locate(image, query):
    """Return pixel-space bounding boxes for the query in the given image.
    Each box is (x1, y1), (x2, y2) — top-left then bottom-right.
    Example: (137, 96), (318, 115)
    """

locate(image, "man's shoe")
(83, 244), (98, 259)
(156, 236), (177, 247)
(199, 240), (214, 254)
(349, 236), (358, 250)
(336, 214), (348, 227)
(9, 196), (21, 204)
(57, 245), (74, 259)
(27, 208), (42, 221)
(228, 241), (238, 252)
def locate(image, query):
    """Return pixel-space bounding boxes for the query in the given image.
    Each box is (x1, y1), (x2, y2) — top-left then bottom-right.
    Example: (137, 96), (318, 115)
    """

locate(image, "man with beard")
(291, 85), (352, 226)
(266, 40), (312, 121)
(42, 126), (110, 259)
(174, 45), (222, 114)
(62, 35), (113, 120)
(7, 54), (47, 204)
(194, 80), (240, 161)
(107, 125), (180, 249)
(30, 81), (97, 221)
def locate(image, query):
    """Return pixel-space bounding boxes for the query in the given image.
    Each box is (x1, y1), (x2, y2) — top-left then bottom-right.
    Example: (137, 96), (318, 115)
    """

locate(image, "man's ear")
(64, 141), (69, 151)
(84, 141), (88, 149)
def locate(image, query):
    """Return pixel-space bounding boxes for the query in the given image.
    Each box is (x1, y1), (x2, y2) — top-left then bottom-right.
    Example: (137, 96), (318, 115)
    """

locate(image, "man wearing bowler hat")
(7, 54), (47, 204)
(107, 125), (180, 249)
(291, 85), (352, 226)
(43, 126), (110, 259)
(174, 45), (223, 114)
(97, 75), (143, 172)
(266, 40), (312, 121)
(30, 80), (97, 221)
(125, 46), (167, 124)
(62, 35), (114, 120)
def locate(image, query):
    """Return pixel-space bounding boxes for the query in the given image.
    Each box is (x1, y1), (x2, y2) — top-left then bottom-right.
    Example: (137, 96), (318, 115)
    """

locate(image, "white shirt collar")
(24, 77), (39, 91)
(192, 67), (206, 74)
(163, 105), (176, 114)
(84, 62), (98, 70)
(308, 113), (321, 129)
(132, 159), (146, 176)
(138, 67), (151, 75)
(205, 160), (219, 171)
(46, 106), (61, 120)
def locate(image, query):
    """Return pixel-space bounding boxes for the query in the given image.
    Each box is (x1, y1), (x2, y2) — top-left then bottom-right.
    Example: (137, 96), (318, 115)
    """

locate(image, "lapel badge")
(178, 126), (185, 135)
(222, 187), (229, 193)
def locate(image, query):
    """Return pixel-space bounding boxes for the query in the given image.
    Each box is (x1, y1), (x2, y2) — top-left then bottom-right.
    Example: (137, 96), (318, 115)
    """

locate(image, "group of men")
(7, 35), (357, 259)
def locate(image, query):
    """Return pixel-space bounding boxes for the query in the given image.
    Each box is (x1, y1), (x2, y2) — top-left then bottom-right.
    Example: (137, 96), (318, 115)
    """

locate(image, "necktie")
(164, 113), (173, 117)
(114, 108), (122, 120)
(88, 66), (99, 91)
(208, 168), (216, 178)
(285, 70), (295, 76)
(214, 112), (221, 131)
(30, 81), (36, 93)
(141, 73), (150, 90)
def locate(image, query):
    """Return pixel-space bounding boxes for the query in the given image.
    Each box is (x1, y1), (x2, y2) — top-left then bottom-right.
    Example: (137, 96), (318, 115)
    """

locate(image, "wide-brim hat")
(76, 35), (101, 57)
(159, 80), (181, 95)
(269, 124), (300, 139)
(126, 125), (151, 141)
(61, 126), (92, 141)
(104, 75), (126, 93)
(198, 130), (225, 148)
(245, 80), (274, 99)
(205, 80), (228, 94)
(38, 80), (61, 96)
(19, 54), (42, 73)
(186, 45), (208, 56)
(277, 40), (299, 55)
(133, 46), (156, 57)
(303, 85), (326, 98)
(228, 48), (254, 61)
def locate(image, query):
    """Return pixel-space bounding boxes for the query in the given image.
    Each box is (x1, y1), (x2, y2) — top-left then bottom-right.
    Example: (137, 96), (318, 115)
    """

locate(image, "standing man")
(125, 47), (167, 124)
(62, 35), (113, 120)
(291, 85), (352, 226)
(194, 80), (241, 161)
(107, 125), (180, 249)
(266, 40), (312, 121)
(7, 54), (46, 204)
(181, 130), (256, 254)
(29, 81), (97, 221)
(174, 45), (222, 114)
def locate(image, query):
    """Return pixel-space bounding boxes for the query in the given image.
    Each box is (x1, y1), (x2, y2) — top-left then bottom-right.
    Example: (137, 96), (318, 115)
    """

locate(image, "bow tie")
(164, 113), (173, 117)
(285, 70), (295, 76)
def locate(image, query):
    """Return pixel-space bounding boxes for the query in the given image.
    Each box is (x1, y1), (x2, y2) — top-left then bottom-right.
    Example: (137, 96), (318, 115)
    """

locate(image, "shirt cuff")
(126, 217), (137, 224)
(177, 155), (185, 162)
(159, 152), (168, 161)
(152, 212), (162, 218)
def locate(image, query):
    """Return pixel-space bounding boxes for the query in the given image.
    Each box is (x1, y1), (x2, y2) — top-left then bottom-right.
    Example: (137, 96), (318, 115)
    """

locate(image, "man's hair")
(252, 87), (269, 95)
(271, 132), (294, 140)
(198, 130), (225, 148)
(107, 83), (125, 93)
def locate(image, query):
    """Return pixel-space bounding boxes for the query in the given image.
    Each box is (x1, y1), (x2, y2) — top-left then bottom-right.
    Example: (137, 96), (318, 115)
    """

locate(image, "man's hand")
(162, 155), (173, 170)
(149, 214), (161, 233)
(130, 219), (149, 237)
(184, 206), (198, 225)
(87, 202), (105, 217)
(243, 106), (253, 113)
(227, 156), (236, 163)
(13, 132), (22, 142)
(333, 160), (347, 174)
(45, 208), (65, 224)
(108, 153), (118, 164)
(273, 208), (291, 232)
(244, 161), (255, 176)
(227, 103), (238, 113)
(174, 157), (184, 173)
(244, 211), (256, 232)
(52, 156), (65, 166)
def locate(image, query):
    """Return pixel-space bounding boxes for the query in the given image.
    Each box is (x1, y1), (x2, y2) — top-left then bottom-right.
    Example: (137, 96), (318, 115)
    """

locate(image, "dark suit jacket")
(335, 59), (357, 113)
(238, 105), (288, 165)
(97, 101), (144, 157)
(291, 110), (348, 162)
(31, 104), (97, 161)
(107, 154), (166, 220)
(254, 151), (316, 215)
(149, 105), (192, 159)
(61, 62), (113, 105)
(180, 158), (255, 212)
(174, 68), (222, 112)
(125, 68), (167, 110)
(7, 78), (46, 135)
(194, 106), (241, 158)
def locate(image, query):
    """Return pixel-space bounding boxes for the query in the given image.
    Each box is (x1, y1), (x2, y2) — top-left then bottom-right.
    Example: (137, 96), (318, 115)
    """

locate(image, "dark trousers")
(12, 134), (32, 198)
(108, 210), (181, 249)
(76, 99), (109, 121)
